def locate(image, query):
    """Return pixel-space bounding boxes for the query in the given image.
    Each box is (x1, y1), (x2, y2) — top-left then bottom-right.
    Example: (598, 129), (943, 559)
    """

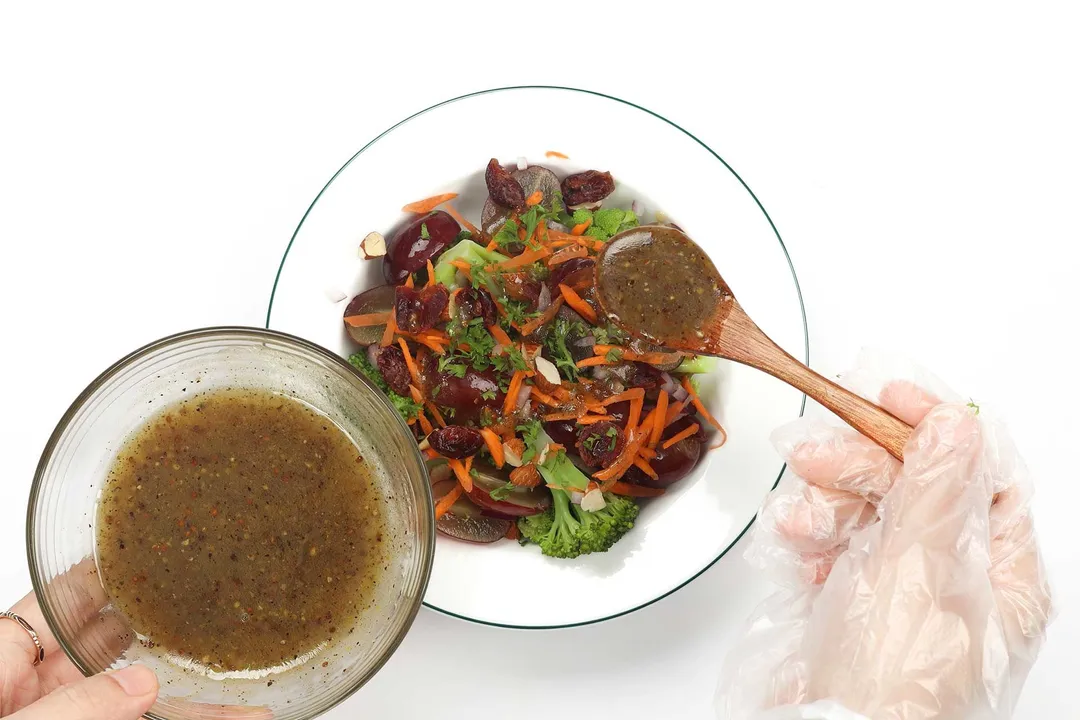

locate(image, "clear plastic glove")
(716, 351), (1052, 720)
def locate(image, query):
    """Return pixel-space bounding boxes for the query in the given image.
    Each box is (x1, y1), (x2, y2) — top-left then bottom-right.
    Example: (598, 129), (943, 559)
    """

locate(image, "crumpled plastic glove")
(715, 350), (1052, 720)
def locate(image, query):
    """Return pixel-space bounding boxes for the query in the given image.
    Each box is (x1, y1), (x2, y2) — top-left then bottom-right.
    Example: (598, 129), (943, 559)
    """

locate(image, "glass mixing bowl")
(27, 327), (433, 720)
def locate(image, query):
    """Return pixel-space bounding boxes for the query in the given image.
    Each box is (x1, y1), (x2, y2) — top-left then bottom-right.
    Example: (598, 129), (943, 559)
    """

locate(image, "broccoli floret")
(517, 487), (639, 559)
(574, 492), (639, 554)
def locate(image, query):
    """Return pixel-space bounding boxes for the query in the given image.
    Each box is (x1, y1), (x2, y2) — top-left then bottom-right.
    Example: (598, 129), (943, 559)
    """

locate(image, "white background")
(1, 3), (1077, 718)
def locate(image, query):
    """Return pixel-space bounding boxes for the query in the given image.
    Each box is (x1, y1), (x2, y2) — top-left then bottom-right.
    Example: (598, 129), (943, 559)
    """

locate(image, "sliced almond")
(534, 355), (561, 386)
(360, 231), (386, 259)
(580, 488), (606, 512)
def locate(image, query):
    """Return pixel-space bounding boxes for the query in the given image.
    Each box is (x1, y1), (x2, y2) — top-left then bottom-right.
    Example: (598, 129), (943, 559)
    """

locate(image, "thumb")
(11, 664), (158, 720)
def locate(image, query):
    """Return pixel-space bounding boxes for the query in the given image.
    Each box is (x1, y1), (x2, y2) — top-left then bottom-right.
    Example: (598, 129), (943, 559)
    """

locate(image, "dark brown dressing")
(96, 388), (386, 673)
(595, 225), (731, 346)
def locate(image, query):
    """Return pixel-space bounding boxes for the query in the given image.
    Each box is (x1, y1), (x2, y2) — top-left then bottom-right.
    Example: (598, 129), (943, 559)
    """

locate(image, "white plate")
(266, 87), (807, 629)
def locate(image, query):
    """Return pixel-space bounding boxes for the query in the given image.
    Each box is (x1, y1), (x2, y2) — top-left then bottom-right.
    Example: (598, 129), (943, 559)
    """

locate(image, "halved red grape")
(383, 210), (460, 284)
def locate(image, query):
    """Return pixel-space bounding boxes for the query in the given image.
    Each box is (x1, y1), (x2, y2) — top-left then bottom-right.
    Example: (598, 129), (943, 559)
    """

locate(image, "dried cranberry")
(561, 170), (615, 206)
(428, 426), (484, 459)
(456, 287), (498, 326)
(376, 346), (412, 396)
(576, 421), (625, 468)
(485, 158), (526, 212)
(395, 285), (449, 333)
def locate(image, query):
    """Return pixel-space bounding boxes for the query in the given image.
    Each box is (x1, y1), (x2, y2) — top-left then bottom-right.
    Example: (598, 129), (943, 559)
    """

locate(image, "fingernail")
(110, 664), (158, 696)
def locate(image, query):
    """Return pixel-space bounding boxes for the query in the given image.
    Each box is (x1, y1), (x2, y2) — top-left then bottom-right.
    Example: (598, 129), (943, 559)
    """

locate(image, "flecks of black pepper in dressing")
(596, 226), (730, 345)
(96, 388), (387, 673)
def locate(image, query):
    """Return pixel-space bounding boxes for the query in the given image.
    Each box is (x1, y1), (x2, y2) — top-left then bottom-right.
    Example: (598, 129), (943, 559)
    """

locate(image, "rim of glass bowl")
(264, 85), (809, 629)
(26, 326), (434, 715)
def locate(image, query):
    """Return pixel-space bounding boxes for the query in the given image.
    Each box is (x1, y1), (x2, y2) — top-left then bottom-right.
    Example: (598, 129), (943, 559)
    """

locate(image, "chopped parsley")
(489, 481), (516, 501)
(605, 348), (624, 363)
(541, 317), (582, 381)
(492, 344), (528, 374)
(502, 299), (539, 329)
(481, 389), (498, 401)
(582, 425), (618, 453)
(420, 223), (431, 240)
(517, 419), (544, 463)
(438, 355), (468, 378)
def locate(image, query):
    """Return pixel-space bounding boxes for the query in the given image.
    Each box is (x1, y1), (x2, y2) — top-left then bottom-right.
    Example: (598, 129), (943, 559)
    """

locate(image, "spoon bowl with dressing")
(595, 225), (912, 460)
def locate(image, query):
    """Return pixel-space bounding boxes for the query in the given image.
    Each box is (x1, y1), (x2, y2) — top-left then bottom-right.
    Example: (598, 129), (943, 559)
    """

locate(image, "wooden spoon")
(593, 225), (912, 460)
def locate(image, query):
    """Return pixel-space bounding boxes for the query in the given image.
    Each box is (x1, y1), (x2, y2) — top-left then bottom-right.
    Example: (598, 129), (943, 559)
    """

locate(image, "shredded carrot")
(709, 425), (728, 450)
(628, 396), (643, 430)
(398, 338), (421, 387)
(447, 458), (473, 492)
(557, 283), (597, 324)
(547, 244), (588, 266)
(426, 258), (436, 288)
(662, 423), (700, 449)
(402, 192), (459, 214)
(549, 238), (579, 249)
(434, 484), (463, 519)
(465, 455), (473, 475)
(593, 429), (644, 485)
(570, 218), (592, 236)
(479, 427), (504, 468)
(535, 222), (550, 246)
(423, 447), (438, 460)
(637, 446), (657, 460)
(592, 345), (682, 366)
(529, 386), (559, 407)
(682, 377), (723, 430)
(487, 246), (552, 272)
(609, 481), (665, 498)
(576, 414), (611, 424)
(665, 398), (689, 427)
(525, 190), (543, 206)
(408, 384), (423, 402)
(545, 150), (569, 159)
(444, 202), (479, 236)
(504, 371), (525, 416)
(407, 416), (416, 425)
(650, 390), (669, 448)
(504, 522), (519, 540)
(486, 238), (499, 251)
(404, 273), (415, 289)
(632, 456), (659, 480)
(343, 311), (390, 327)
(637, 406), (658, 439)
(425, 402), (447, 427)
(575, 356), (611, 368)
(600, 388), (646, 406)
(519, 296), (564, 336)
(417, 408), (434, 436)
(542, 411), (580, 422)
(449, 259), (473, 279)
(488, 324), (513, 347)
(380, 311), (397, 347)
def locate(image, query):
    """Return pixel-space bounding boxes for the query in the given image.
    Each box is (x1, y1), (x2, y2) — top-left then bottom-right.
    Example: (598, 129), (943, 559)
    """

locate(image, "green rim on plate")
(265, 85), (808, 630)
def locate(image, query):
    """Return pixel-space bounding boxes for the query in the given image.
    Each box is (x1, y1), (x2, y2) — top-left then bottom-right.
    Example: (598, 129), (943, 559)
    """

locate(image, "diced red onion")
(591, 367), (611, 381)
(366, 343), (380, 368)
(537, 283), (552, 312)
(324, 286), (348, 303)
(660, 372), (678, 396)
(547, 221), (570, 233)
(569, 490), (585, 505)
(673, 385), (690, 402)
(515, 383), (531, 410)
(516, 156), (528, 171)
(631, 199), (644, 217)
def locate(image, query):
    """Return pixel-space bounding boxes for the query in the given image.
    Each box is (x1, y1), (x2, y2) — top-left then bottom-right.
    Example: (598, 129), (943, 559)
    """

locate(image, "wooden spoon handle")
(716, 305), (912, 460)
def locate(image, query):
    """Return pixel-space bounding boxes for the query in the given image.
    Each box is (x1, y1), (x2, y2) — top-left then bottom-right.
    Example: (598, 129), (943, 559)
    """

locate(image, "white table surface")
(2, 3), (1077, 718)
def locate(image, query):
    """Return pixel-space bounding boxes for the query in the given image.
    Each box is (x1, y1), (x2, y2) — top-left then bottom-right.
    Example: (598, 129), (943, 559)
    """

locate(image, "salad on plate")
(342, 156), (725, 559)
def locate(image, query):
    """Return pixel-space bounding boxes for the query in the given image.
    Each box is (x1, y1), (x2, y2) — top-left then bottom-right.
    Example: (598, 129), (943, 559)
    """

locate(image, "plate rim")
(265, 84), (808, 630)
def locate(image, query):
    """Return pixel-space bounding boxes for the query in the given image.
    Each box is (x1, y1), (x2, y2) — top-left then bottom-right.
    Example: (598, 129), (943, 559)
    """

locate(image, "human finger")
(8, 664), (157, 720)
(9, 559), (108, 657)
(769, 482), (877, 554)
(779, 424), (898, 500)
(877, 380), (942, 427)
